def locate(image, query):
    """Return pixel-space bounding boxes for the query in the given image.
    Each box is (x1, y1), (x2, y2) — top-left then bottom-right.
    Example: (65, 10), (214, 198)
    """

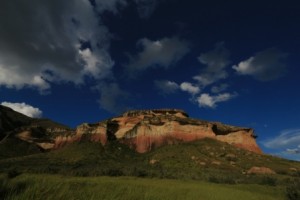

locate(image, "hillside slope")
(0, 105), (72, 159)
(1, 106), (299, 185)
(1, 139), (299, 184)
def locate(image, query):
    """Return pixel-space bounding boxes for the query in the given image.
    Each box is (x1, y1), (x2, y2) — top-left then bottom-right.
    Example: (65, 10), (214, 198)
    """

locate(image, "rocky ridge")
(0, 106), (262, 154)
(71, 109), (261, 153)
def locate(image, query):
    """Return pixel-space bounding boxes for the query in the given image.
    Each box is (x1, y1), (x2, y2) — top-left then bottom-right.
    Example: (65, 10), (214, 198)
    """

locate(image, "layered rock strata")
(1, 106), (262, 154)
(72, 109), (262, 153)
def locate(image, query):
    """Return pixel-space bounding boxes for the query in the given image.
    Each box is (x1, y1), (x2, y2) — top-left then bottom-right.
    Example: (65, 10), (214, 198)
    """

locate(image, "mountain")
(0, 105), (71, 158)
(73, 109), (261, 153)
(0, 105), (33, 139)
(1, 106), (262, 156)
(0, 105), (70, 135)
(0, 106), (300, 189)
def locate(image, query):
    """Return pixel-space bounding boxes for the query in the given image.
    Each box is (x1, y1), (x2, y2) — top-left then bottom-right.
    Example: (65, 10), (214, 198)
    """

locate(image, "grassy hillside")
(1, 106), (300, 199)
(0, 138), (41, 159)
(1, 139), (300, 199)
(1, 139), (299, 184)
(0, 105), (72, 159)
(0, 173), (286, 200)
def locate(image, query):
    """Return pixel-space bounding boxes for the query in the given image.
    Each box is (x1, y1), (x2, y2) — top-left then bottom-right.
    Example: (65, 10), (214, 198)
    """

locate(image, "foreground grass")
(1, 173), (285, 200)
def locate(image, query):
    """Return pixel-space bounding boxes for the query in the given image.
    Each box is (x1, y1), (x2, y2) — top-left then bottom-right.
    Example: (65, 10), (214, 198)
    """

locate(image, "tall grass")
(1, 173), (285, 200)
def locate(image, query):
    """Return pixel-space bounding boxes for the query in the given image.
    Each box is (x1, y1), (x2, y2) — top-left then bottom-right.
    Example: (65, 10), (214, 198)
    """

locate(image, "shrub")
(259, 176), (277, 186)
(208, 176), (236, 184)
(7, 169), (22, 179)
(107, 169), (124, 176)
(286, 179), (300, 200)
(0, 176), (27, 199)
(0, 176), (9, 199)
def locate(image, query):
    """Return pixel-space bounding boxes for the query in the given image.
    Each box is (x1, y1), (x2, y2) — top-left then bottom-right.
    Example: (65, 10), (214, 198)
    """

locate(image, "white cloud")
(180, 82), (200, 95)
(197, 92), (236, 108)
(0, 0), (119, 93)
(286, 148), (300, 154)
(79, 48), (112, 79)
(263, 129), (300, 161)
(127, 37), (189, 73)
(263, 129), (300, 150)
(232, 48), (287, 81)
(211, 83), (229, 93)
(1, 102), (42, 118)
(193, 43), (230, 87)
(177, 44), (235, 109)
(0, 64), (50, 93)
(154, 80), (179, 94)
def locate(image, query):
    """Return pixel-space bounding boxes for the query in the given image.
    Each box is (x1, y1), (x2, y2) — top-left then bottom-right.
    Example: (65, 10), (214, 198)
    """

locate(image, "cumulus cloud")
(134, 0), (158, 19)
(180, 82), (200, 95)
(197, 92), (236, 108)
(193, 43), (230, 87)
(127, 37), (189, 73)
(154, 80), (179, 94)
(0, 0), (120, 93)
(175, 43), (235, 108)
(96, 82), (130, 114)
(232, 48), (287, 81)
(1, 102), (42, 118)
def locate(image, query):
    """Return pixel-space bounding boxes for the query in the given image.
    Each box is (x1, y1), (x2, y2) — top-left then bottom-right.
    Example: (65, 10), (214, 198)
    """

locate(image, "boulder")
(247, 166), (276, 175)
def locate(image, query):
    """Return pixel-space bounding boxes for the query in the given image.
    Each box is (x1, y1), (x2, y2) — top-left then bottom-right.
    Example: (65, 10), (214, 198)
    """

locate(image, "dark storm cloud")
(95, 0), (127, 13)
(134, 0), (158, 19)
(233, 48), (288, 81)
(0, 0), (117, 92)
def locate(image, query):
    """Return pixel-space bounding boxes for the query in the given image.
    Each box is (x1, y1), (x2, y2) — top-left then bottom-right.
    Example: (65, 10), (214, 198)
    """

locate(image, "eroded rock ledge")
(3, 107), (261, 154)
(70, 109), (262, 154)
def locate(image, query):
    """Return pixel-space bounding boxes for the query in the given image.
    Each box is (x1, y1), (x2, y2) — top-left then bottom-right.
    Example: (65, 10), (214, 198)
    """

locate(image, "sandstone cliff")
(71, 109), (262, 154)
(0, 106), (262, 154)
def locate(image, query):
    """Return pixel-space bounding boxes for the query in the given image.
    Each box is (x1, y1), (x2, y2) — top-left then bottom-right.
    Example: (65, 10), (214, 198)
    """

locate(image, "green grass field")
(1, 140), (300, 199)
(1, 173), (285, 200)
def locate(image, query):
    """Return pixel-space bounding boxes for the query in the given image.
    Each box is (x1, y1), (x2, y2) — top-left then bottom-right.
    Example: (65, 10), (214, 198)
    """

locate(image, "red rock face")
(37, 109), (262, 154)
(81, 109), (262, 154)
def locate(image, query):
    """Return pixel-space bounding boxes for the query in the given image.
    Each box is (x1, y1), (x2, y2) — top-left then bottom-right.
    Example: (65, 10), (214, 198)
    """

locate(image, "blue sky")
(0, 0), (299, 160)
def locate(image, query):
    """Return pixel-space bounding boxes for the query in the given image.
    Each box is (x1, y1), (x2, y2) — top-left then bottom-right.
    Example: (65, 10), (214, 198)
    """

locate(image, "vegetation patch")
(0, 174), (286, 200)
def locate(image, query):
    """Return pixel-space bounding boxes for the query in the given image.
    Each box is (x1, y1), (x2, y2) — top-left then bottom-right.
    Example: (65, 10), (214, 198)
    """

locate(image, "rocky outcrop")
(1, 107), (262, 154)
(247, 166), (276, 175)
(0, 105), (72, 153)
(70, 109), (262, 154)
